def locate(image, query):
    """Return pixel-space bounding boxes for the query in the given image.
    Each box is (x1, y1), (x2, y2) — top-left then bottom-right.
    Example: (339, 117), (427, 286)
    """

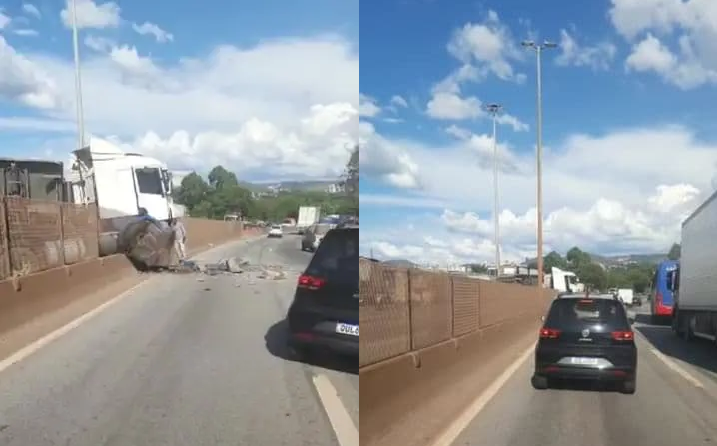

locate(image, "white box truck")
(671, 190), (717, 343)
(296, 206), (320, 234)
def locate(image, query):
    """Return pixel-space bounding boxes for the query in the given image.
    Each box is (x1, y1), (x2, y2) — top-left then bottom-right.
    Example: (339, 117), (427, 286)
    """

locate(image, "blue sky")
(359, 0), (717, 266)
(0, 0), (358, 181)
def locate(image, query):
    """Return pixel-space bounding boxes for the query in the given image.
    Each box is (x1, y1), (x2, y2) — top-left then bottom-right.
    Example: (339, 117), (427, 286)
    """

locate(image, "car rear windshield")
(545, 298), (629, 331)
(305, 228), (358, 284)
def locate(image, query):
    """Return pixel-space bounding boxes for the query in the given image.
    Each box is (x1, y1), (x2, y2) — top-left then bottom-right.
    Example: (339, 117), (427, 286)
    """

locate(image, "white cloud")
(84, 35), (113, 51)
(13, 29), (38, 37)
(60, 0), (121, 30)
(1, 31), (357, 178)
(625, 33), (676, 73)
(0, 36), (58, 109)
(22, 3), (41, 19)
(426, 92), (482, 120)
(132, 21), (173, 43)
(555, 29), (616, 70)
(610, 0), (717, 88)
(390, 95), (408, 108)
(359, 94), (380, 117)
(361, 125), (717, 263)
(359, 121), (421, 189)
(424, 14), (528, 130)
(0, 11), (11, 29)
(446, 10), (524, 82)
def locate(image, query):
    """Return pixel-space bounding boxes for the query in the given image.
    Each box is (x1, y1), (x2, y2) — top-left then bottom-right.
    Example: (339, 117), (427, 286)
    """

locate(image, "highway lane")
(0, 234), (358, 446)
(449, 305), (717, 446)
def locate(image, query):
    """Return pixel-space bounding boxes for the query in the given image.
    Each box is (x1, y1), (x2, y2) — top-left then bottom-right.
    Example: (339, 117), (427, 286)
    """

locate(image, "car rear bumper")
(534, 363), (635, 381)
(289, 330), (358, 356)
(535, 344), (636, 381)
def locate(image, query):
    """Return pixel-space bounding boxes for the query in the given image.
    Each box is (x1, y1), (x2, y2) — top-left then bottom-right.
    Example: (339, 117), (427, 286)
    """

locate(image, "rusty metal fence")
(359, 258), (557, 367)
(0, 197), (99, 280)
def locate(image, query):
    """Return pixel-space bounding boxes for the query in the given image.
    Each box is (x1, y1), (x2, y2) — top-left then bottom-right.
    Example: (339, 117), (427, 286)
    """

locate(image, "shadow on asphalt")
(635, 320), (717, 377)
(544, 379), (623, 393)
(264, 319), (358, 375)
(634, 313), (671, 326)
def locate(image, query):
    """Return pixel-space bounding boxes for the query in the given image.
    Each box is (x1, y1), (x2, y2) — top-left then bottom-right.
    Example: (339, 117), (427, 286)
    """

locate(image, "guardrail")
(360, 259), (556, 446)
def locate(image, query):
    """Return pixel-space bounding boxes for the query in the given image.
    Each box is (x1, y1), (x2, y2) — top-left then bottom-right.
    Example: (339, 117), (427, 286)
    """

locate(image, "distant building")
(326, 182), (345, 194)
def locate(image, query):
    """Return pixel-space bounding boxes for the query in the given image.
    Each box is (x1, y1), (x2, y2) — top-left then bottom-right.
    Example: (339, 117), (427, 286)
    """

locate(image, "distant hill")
(382, 259), (418, 268)
(241, 179), (337, 193)
(525, 252), (668, 267)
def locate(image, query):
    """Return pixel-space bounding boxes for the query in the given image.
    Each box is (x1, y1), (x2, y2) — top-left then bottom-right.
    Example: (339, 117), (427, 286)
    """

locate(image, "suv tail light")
(539, 328), (561, 339)
(655, 292), (663, 305)
(298, 274), (326, 290)
(611, 331), (634, 341)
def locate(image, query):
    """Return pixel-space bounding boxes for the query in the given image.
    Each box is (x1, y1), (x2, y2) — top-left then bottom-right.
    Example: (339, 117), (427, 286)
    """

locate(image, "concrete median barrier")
(359, 260), (556, 446)
(0, 218), (263, 359)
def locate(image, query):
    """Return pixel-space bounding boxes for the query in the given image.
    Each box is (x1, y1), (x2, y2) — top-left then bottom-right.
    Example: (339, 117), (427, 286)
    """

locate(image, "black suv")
(286, 225), (358, 358)
(531, 293), (637, 394)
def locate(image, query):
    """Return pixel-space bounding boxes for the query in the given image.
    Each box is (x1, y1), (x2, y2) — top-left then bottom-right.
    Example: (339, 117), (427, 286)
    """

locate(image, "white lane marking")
(312, 373), (359, 446)
(649, 347), (704, 388)
(0, 278), (150, 374)
(430, 342), (536, 446)
(634, 331), (704, 388)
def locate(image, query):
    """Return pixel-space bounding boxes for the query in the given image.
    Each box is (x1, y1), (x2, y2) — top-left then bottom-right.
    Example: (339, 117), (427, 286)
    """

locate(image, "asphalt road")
(450, 303), (717, 446)
(0, 234), (358, 446)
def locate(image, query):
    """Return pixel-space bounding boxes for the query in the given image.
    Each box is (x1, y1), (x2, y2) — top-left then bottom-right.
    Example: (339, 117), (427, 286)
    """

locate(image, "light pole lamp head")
(484, 103), (502, 114)
(542, 41), (558, 49)
(521, 40), (536, 48)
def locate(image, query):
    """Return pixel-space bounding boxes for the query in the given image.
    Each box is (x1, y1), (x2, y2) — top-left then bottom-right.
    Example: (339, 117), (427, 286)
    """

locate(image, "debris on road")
(159, 256), (290, 282)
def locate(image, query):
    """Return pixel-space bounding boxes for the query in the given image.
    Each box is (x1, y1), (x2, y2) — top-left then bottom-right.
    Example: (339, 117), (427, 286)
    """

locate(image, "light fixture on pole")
(484, 103), (502, 279)
(521, 39), (557, 288)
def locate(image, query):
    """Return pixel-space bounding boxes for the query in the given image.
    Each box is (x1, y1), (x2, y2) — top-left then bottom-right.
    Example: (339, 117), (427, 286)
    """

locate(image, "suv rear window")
(305, 228), (358, 283)
(545, 299), (629, 331)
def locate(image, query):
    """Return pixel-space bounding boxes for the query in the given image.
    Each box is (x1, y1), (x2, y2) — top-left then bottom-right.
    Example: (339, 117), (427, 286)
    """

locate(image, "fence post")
(406, 268), (413, 352)
(58, 203), (66, 265)
(449, 276), (455, 338)
(1, 197), (11, 277)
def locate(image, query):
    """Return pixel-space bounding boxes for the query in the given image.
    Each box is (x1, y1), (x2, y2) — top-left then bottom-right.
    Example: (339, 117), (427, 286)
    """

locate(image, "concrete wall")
(360, 260), (557, 446)
(0, 218), (262, 345)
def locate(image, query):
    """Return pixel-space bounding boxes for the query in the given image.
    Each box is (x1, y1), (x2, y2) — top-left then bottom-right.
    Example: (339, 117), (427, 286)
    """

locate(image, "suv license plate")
(336, 323), (359, 336)
(570, 357), (598, 365)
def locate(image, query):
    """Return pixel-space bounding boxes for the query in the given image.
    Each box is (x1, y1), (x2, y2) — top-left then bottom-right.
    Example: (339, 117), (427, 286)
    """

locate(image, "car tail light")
(539, 328), (561, 339)
(656, 292), (663, 305)
(298, 274), (326, 290)
(611, 331), (634, 341)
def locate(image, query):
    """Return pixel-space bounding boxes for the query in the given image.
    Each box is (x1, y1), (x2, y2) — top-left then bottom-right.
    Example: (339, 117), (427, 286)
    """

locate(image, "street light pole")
(484, 103), (502, 279)
(521, 40), (557, 289)
(70, 0), (85, 149)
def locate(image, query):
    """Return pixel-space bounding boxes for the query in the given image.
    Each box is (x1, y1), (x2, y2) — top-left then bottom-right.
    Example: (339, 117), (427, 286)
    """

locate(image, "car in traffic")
(301, 223), (332, 251)
(531, 293), (637, 394)
(286, 224), (359, 359)
(268, 224), (284, 238)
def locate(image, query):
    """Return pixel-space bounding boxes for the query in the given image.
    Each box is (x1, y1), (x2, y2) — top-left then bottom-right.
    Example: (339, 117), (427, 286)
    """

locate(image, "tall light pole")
(521, 40), (557, 288)
(484, 103), (502, 279)
(70, 0), (85, 149)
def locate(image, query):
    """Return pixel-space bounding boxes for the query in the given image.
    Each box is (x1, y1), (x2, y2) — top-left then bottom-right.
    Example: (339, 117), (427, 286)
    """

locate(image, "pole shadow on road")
(634, 317), (717, 377)
(264, 319), (358, 375)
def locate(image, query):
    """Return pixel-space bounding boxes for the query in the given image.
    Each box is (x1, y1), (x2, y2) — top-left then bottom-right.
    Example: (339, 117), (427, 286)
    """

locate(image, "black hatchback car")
(531, 293), (637, 394)
(286, 225), (358, 358)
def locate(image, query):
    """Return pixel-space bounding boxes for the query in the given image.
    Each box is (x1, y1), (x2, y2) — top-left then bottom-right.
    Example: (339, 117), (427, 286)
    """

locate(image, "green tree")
(576, 262), (608, 290)
(175, 172), (211, 214)
(208, 165), (239, 190)
(543, 251), (568, 272)
(566, 247), (591, 267)
(667, 243), (681, 260)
